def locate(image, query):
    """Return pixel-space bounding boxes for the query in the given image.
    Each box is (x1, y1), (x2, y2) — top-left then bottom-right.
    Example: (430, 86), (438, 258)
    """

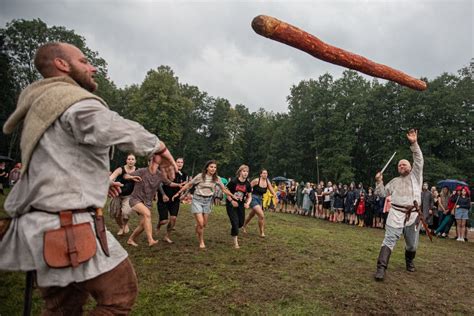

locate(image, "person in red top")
(356, 192), (366, 227)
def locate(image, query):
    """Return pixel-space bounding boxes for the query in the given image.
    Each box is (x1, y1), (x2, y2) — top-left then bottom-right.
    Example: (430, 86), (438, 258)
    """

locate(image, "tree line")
(1, 19), (472, 186)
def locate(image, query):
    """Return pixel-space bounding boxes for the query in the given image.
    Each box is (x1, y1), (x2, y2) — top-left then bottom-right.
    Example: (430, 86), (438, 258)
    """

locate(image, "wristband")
(155, 145), (167, 156)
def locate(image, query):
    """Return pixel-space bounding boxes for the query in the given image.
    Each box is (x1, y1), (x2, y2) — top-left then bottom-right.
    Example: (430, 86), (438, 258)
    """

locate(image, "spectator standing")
(345, 182), (357, 225)
(334, 183), (346, 223)
(437, 186), (450, 230)
(322, 181), (333, 220)
(301, 182), (313, 216)
(356, 192), (366, 227)
(365, 187), (376, 227)
(420, 182), (434, 232)
(296, 181), (304, 212)
(431, 186), (440, 229)
(454, 187), (470, 242)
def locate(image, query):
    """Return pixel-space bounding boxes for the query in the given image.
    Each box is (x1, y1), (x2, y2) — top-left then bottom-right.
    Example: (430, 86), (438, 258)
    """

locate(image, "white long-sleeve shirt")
(374, 143), (423, 228)
(0, 99), (160, 287)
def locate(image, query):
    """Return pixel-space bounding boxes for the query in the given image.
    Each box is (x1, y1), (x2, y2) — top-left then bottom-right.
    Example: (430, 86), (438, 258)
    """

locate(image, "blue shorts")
(191, 195), (213, 214)
(250, 195), (263, 208)
(455, 208), (469, 220)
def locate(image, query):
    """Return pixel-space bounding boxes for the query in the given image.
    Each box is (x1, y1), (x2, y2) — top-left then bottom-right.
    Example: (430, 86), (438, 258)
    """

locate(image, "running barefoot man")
(243, 169), (277, 238)
(374, 129), (423, 281)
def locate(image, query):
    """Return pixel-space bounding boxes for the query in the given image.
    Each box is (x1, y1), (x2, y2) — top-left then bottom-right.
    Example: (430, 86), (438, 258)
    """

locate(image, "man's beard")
(70, 66), (97, 92)
(399, 169), (411, 177)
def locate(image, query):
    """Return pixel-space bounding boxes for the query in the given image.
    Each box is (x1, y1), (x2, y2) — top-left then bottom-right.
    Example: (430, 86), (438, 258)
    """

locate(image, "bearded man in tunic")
(0, 42), (177, 314)
(373, 129), (423, 281)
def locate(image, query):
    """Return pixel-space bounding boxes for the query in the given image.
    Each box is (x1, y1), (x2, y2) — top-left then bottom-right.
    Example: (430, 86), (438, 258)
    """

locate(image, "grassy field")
(1, 193), (473, 315)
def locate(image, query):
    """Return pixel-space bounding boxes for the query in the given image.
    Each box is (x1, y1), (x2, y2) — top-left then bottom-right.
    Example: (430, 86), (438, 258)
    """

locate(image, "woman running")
(156, 157), (187, 244)
(109, 153), (137, 236)
(225, 165), (252, 249)
(243, 169), (276, 238)
(172, 160), (235, 249)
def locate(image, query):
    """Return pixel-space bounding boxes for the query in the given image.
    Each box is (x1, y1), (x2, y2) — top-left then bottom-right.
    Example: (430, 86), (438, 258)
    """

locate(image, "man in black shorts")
(157, 158), (187, 243)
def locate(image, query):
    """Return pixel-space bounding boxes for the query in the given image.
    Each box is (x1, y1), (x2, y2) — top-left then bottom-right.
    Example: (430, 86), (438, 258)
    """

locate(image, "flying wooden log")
(251, 15), (427, 91)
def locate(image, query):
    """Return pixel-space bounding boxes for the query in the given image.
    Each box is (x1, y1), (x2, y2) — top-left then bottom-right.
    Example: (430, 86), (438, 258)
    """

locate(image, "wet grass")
(1, 193), (473, 315)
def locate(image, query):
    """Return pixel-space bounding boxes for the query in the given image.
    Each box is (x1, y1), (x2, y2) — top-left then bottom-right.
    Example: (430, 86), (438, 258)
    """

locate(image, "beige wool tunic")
(375, 143), (424, 228)
(0, 99), (161, 287)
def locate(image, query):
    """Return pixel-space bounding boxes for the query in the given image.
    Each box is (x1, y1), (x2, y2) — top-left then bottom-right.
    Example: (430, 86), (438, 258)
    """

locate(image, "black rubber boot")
(405, 250), (416, 272)
(374, 245), (391, 281)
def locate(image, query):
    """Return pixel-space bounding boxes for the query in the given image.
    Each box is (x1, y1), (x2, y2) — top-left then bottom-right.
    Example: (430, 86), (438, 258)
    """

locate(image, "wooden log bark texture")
(252, 15), (427, 91)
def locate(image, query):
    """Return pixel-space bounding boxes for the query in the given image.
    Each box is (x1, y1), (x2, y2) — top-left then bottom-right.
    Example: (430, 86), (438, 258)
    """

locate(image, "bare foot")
(199, 244), (206, 250)
(242, 226), (248, 234)
(127, 239), (138, 247)
(124, 225), (130, 234)
(117, 228), (124, 236)
(234, 243), (240, 249)
(162, 237), (174, 244)
(259, 234), (266, 238)
(148, 240), (159, 247)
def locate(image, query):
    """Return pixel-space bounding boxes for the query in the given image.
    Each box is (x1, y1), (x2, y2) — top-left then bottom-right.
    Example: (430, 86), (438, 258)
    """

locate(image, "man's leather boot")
(374, 245), (391, 281)
(405, 250), (416, 272)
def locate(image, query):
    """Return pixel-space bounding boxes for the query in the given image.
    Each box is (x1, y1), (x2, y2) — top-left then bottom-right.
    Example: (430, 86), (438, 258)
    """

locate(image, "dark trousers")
(435, 214), (454, 235)
(226, 201), (245, 236)
(38, 258), (138, 315)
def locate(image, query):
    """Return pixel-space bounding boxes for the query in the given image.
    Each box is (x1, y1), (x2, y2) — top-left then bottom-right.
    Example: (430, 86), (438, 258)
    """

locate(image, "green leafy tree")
(0, 18), (114, 161)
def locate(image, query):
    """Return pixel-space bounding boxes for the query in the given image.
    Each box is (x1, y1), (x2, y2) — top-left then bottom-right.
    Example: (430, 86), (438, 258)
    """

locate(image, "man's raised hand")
(407, 128), (418, 144)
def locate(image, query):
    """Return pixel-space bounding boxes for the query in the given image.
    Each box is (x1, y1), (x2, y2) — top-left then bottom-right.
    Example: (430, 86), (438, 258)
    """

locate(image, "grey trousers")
(382, 223), (420, 252)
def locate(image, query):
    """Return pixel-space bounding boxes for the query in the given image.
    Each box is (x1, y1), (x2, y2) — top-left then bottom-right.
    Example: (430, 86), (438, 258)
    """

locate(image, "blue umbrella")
(437, 179), (468, 191)
(272, 176), (288, 182)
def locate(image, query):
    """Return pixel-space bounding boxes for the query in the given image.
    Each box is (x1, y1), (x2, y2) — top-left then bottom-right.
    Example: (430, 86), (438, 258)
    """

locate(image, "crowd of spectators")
(267, 180), (472, 241)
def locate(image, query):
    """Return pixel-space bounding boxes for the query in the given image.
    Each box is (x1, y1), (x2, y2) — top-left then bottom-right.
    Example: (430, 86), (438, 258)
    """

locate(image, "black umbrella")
(0, 155), (13, 163)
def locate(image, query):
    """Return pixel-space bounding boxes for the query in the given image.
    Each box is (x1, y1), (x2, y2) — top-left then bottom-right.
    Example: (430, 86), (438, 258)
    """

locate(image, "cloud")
(176, 41), (301, 112)
(1, 0), (472, 113)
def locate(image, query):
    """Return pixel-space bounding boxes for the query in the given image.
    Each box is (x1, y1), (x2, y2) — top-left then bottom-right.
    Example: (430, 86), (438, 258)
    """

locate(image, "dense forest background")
(1, 19), (472, 186)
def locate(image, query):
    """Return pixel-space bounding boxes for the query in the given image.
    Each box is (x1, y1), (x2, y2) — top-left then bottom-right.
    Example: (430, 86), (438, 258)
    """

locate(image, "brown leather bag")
(0, 218), (12, 241)
(43, 211), (97, 268)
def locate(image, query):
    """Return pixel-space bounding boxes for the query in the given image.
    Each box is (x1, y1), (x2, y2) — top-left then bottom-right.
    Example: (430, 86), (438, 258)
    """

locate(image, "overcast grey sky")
(1, 0), (472, 112)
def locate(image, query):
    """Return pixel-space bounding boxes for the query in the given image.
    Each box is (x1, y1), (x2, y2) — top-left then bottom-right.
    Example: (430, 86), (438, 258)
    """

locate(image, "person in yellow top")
(263, 183), (278, 210)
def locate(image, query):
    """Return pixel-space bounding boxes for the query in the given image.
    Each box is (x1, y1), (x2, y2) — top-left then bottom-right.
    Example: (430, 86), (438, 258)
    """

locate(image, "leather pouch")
(0, 218), (12, 241)
(43, 211), (97, 268)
